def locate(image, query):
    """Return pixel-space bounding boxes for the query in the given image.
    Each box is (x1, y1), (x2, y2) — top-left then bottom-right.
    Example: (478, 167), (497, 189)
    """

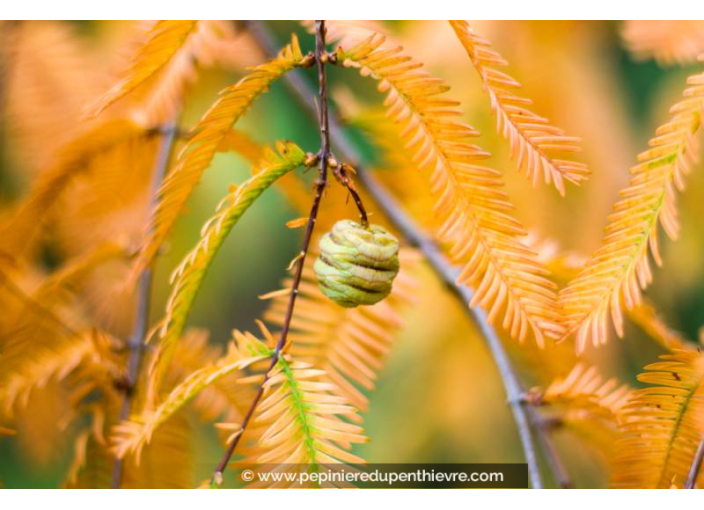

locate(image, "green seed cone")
(314, 220), (400, 307)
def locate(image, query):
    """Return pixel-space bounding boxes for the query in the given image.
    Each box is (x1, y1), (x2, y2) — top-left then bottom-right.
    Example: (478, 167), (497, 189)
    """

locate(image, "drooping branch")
(111, 121), (178, 489)
(211, 20), (332, 485)
(246, 20), (561, 489)
(356, 170), (544, 489)
(527, 410), (572, 489)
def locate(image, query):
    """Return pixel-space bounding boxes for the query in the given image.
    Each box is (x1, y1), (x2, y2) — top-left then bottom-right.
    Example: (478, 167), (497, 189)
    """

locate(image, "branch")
(527, 410), (572, 489)
(111, 121), (178, 489)
(246, 20), (552, 489)
(358, 170), (543, 489)
(211, 20), (332, 486)
(685, 436), (704, 489)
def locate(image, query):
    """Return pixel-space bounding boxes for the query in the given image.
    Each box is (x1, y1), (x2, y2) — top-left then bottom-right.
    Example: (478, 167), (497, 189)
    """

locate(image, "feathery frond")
(146, 142), (307, 403)
(244, 356), (368, 487)
(534, 364), (631, 461)
(622, 20), (704, 65)
(90, 21), (198, 116)
(342, 105), (448, 233)
(559, 70), (704, 351)
(0, 119), (150, 261)
(449, 21), (589, 194)
(130, 21), (242, 125)
(54, 129), (161, 259)
(96, 21), (250, 124)
(5, 21), (103, 172)
(164, 329), (251, 423)
(612, 350), (704, 488)
(540, 363), (631, 415)
(122, 410), (195, 489)
(0, 242), (127, 372)
(338, 34), (561, 345)
(63, 431), (113, 489)
(67, 412), (194, 488)
(36, 242), (129, 303)
(11, 379), (75, 467)
(113, 330), (270, 462)
(1, 331), (94, 415)
(132, 35), (309, 277)
(0, 246), (128, 458)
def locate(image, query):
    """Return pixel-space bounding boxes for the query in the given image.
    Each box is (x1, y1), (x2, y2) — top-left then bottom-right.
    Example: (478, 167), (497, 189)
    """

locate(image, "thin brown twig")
(111, 122), (178, 489)
(245, 20), (550, 489)
(329, 160), (369, 226)
(211, 20), (332, 486)
(685, 436), (704, 488)
(346, 184), (369, 226)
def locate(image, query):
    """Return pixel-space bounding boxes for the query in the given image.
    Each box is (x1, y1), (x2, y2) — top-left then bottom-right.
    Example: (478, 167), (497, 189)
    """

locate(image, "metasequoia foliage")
(559, 70), (704, 352)
(113, 329), (270, 461)
(338, 34), (562, 346)
(146, 142), (307, 403)
(612, 350), (704, 488)
(449, 20), (589, 194)
(161, 329), (256, 425)
(65, 413), (194, 489)
(244, 357), (368, 478)
(131, 35), (310, 278)
(301, 19), (389, 49)
(2, 331), (98, 415)
(622, 20), (704, 65)
(2, 20), (704, 490)
(0, 120), (152, 260)
(4, 22), (103, 173)
(0, 244), (128, 409)
(338, 106), (444, 233)
(91, 20), (249, 124)
(90, 21), (199, 116)
(532, 364), (631, 460)
(539, 364), (631, 416)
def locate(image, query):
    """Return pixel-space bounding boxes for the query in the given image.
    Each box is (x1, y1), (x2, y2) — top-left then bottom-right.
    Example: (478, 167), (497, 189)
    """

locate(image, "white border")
(0, 487), (703, 506)
(1, 12), (703, 503)
(1, 1), (704, 21)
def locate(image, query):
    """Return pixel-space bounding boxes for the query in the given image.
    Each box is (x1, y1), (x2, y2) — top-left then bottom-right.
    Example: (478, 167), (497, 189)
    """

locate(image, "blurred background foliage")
(0, 20), (702, 488)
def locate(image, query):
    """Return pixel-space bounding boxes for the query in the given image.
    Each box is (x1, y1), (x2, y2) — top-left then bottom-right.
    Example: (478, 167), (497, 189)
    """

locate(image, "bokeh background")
(1, 20), (703, 488)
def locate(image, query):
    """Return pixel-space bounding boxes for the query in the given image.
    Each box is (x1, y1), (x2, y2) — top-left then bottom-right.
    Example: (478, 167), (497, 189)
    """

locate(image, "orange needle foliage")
(1, 20), (704, 489)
